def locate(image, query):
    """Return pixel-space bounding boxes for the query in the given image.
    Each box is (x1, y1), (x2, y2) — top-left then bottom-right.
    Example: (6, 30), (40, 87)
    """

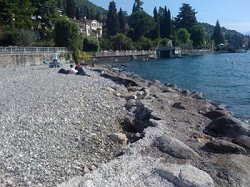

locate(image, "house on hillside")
(75, 18), (103, 38)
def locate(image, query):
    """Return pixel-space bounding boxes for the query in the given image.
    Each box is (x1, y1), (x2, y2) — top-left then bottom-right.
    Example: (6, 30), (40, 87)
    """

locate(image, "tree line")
(0, 0), (246, 52)
(0, 0), (104, 47)
(103, 0), (233, 51)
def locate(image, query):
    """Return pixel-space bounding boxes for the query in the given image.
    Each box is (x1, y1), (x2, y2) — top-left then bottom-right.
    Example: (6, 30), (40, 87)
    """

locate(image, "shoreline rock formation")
(59, 67), (250, 187)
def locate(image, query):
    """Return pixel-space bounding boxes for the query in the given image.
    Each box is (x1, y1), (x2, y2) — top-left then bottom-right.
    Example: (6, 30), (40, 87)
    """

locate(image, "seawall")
(0, 47), (70, 67)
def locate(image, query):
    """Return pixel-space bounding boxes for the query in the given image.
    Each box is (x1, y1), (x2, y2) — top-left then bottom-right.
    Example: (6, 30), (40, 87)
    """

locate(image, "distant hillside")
(76, 0), (107, 14)
(200, 23), (245, 49)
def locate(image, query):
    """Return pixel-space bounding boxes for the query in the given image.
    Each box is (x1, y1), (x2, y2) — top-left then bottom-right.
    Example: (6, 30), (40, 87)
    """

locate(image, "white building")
(75, 18), (103, 38)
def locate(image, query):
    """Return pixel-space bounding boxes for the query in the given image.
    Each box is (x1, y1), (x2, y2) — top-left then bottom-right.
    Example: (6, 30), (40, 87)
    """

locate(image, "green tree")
(175, 3), (197, 31)
(83, 37), (99, 52)
(166, 9), (172, 38)
(111, 33), (134, 50)
(11, 29), (37, 46)
(153, 7), (160, 39)
(54, 18), (81, 51)
(129, 11), (154, 41)
(0, 0), (34, 29)
(0, 0), (17, 26)
(106, 1), (119, 36)
(136, 36), (153, 50)
(177, 28), (191, 44)
(118, 8), (126, 34)
(15, 0), (35, 29)
(212, 20), (225, 47)
(66, 0), (76, 18)
(132, 0), (143, 13)
(31, 0), (58, 40)
(190, 25), (205, 48)
(159, 38), (172, 48)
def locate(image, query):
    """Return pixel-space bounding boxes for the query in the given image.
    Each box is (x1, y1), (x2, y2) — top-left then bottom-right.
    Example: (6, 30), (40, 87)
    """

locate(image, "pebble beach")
(0, 66), (126, 186)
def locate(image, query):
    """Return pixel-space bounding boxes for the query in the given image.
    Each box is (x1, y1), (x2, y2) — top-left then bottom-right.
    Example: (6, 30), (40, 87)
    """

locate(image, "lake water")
(109, 52), (250, 120)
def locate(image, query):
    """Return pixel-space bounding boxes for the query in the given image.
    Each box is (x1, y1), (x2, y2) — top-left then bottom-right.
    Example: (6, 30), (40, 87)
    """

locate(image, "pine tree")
(118, 8), (126, 34)
(106, 1), (119, 37)
(175, 3), (197, 31)
(213, 20), (225, 46)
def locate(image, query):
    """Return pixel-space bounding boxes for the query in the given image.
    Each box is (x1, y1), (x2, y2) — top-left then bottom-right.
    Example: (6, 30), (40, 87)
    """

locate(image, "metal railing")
(95, 50), (155, 57)
(0, 47), (68, 54)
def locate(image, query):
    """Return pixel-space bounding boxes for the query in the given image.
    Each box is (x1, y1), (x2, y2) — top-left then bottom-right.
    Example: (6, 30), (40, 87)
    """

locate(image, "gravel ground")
(0, 65), (127, 186)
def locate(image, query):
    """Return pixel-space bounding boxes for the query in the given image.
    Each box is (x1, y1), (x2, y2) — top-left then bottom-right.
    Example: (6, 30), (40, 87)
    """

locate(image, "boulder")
(203, 139), (246, 154)
(58, 156), (215, 187)
(58, 156), (176, 187)
(232, 135), (250, 149)
(154, 136), (200, 159)
(181, 89), (191, 96)
(157, 164), (214, 187)
(172, 102), (186, 110)
(125, 99), (137, 110)
(204, 109), (229, 120)
(108, 133), (128, 145)
(213, 154), (250, 186)
(190, 91), (204, 99)
(101, 73), (138, 87)
(204, 116), (250, 138)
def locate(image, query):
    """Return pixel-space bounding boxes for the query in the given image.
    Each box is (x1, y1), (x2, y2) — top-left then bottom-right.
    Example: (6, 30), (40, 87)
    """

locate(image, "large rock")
(58, 156), (176, 187)
(154, 136), (200, 159)
(203, 139), (246, 154)
(232, 135), (250, 149)
(172, 102), (186, 110)
(204, 116), (250, 138)
(214, 154), (250, 187)
(204, 109), (229, 120)
(101, 72), (138, 87)
(124, 101), (153, 132)
(58, 156), (214, 187)
(108, 133), (128, 145)
(157, 164), (214, 187)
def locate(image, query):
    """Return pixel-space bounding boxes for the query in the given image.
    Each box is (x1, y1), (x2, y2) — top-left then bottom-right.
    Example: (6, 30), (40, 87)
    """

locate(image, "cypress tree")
(153, 7), (158, 22)
(66, 0), (76, 18)
(106, 1), (119, 37)
(213, 20), (225, 46)
(118, 8), (126, 34)
(166, 9), (172, 38)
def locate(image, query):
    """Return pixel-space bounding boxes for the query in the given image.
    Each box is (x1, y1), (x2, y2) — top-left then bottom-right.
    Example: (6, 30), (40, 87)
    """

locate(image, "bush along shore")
(59, 66), (250, 187)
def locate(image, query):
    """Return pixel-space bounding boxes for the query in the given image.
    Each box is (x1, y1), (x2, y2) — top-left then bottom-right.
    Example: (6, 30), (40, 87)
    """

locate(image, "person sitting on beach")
(75, 64), (87, 75)
(69, 64), (78, 74)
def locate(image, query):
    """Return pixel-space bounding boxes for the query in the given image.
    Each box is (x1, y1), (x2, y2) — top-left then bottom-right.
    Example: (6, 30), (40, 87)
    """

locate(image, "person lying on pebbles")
(58, 64), (90, 77)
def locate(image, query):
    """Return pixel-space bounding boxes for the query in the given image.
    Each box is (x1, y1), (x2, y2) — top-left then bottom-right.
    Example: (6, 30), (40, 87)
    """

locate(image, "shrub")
(136, 37), (153, 50)
(111, 33), (134, 50)
(0, 29), (37, 46)
(54, 18), (82, 51)
(159, 38), (173, 48)
(177, 28), (191, 44)
(82, 37), (99, 52)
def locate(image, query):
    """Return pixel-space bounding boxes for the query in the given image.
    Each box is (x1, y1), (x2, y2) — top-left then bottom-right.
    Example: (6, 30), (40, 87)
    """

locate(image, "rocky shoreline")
(59, 66), (250, 187)
(0, 65), (249, 186)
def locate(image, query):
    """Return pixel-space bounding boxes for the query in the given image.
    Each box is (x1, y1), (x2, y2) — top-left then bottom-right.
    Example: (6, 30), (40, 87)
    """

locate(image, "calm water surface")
(108, 52), (250, 120)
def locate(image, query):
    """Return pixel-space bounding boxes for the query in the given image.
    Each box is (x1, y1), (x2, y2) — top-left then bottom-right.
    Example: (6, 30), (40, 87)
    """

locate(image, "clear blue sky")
(90, 0), (250, 34)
